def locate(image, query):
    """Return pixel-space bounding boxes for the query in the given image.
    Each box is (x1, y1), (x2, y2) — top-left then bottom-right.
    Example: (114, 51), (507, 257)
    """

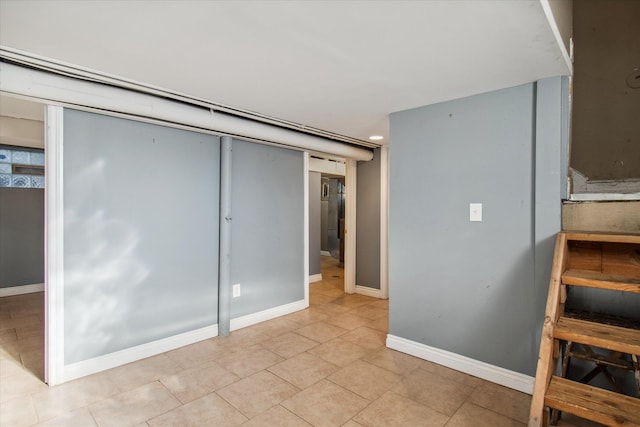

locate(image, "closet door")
(63, 109), (220, 364)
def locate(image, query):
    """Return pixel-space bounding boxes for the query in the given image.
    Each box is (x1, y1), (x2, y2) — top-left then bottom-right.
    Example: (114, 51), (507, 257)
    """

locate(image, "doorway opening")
(322, 174), (346, 271)
(313, 174), (346, 301)
(0, 95), (47, 383)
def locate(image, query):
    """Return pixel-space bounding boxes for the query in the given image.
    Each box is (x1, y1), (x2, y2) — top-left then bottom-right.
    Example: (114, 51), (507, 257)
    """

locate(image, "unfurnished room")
(0, 1), (638, 426)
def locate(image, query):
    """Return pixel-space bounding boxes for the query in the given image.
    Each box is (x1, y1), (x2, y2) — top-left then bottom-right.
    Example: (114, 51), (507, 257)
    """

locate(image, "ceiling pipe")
(0, 61), (374, 161)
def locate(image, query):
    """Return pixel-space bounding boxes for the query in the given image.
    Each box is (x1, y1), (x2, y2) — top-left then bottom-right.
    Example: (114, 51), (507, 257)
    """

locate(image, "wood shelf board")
(562, 269), (640, 292)
(545, 376), (640, 427)
(564, 232), (640, 245)
(554, 317), (640, 355)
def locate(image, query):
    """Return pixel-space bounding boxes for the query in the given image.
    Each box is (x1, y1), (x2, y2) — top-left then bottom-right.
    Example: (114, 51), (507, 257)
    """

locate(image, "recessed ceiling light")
(369, 135), (384, 141)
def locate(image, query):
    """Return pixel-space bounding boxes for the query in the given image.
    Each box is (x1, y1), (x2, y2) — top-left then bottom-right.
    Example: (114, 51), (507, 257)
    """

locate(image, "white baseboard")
(62, 299), (307, 383)
(0, 283), (44, 297)
(320, 251), (331, 257)
(64, 324), (219, 382)
(309, 274), (323, 283)
(230, 299), (307, 331)
(355, 285), (384, 299)
(386, 334), (534, 395)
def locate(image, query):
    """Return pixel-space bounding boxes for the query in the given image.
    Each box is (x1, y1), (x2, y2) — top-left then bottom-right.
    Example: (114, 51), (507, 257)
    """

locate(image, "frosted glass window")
(31, 152), (45, 166)
(0, 147), (45, 189)
(12, 151), (30, 164)
(30, 176), (45, 188)
(12, 175), (30, 188)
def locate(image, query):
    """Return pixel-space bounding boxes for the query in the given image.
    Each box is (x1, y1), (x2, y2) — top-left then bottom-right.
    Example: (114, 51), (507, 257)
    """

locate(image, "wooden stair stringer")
(529, 233), (568, 426)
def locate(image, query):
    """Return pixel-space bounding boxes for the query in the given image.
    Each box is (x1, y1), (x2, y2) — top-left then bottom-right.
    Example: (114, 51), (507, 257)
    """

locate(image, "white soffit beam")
(0, 61), (374, 161)
(0, 45), (379, 149)
(540, 0), (573, 74)
(0, 116), (44, 149)
(309, 157), (346, 176)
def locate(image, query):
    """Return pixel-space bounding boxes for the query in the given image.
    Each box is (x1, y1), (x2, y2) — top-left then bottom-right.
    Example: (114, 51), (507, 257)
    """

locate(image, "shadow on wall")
(62, 108), (221, 366)
(64, 159), (150, 361)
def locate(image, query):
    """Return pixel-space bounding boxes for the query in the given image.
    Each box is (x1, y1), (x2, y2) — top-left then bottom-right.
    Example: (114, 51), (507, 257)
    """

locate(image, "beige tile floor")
(1, 257), (601, 426)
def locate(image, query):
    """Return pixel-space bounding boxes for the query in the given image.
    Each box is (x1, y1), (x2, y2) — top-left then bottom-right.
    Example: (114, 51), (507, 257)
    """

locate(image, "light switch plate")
(233, 283), (241, 298)
(470, 203), (482, 222)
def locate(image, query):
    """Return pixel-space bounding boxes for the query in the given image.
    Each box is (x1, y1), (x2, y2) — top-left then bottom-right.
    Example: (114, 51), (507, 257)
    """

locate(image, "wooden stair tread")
(565, 309), (640, 329)
(545, 376), (640, 426)
(554, 317), (640, 355)
(565, 231), (640, 244)
(563, 269), (640, 292)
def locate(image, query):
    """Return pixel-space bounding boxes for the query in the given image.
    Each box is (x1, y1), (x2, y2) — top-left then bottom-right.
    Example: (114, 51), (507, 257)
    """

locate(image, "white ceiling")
(0, 1), (571, 144)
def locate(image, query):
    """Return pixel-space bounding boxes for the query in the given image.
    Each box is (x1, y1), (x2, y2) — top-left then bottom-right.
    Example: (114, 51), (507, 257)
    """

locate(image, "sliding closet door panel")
(63, 109), (219, 364)
(230, 139), (304, 318)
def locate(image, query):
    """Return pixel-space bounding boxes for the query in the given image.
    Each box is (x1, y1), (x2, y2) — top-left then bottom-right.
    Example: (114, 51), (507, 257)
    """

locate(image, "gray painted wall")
(389, 79), (566, 376)
(63, 109), (220, 363)
(534, 76), (570, 357)
(0, 188), (44, 287)
(230, 139), (304, 318)
(309, 171), (321, 276)
(356, 148), (381, 289)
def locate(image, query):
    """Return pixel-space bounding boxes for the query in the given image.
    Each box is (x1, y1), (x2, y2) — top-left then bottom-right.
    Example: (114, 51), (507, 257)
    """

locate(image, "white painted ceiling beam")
(0, 62), (373, 161)
(0, 116), (44, 149)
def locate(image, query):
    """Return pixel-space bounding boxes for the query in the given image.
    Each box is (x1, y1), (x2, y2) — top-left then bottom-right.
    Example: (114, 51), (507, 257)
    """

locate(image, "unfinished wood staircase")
(529, 232), (640, 426)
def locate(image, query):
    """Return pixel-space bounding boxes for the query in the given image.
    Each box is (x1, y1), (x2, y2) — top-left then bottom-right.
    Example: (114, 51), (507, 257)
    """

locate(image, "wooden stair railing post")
(529, 233), (568, 427)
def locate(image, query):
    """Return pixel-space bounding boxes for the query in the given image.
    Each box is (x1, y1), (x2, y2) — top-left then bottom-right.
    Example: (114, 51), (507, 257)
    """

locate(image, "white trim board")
(309, 274), (323, 283)
(309, 157), (346, 175)
(0, 283), (44, 297)
(303, 152), (310, 308)
(344, 159), (357, 294)
(355, 285), (384, 299)
(64, 324), (219, 382)
(386, 335), (535, 395)
(570, 193), (640, 201)
(379, 145), (389, 299)
(230, 299), (307, 331)
(45, 104), (64, 386)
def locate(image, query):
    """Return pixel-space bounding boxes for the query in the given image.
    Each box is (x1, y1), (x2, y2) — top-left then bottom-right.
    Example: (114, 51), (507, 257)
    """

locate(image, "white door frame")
(303, 152), (310, 307)
(379, 145), (390, 299)
(44, 105), (65, 386)
(350, 147), (390, 300)
(312, 152), (388, 298)
(344, 160), (357, 294)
